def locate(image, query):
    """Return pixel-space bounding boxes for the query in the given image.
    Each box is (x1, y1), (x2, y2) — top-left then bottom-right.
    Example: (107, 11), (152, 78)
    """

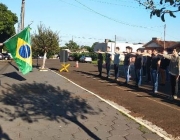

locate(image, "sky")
(1, 0), (180, 47)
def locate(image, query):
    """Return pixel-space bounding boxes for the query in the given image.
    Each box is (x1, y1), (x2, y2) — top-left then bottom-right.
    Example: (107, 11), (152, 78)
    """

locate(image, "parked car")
(79, 56), (92, 63)
(2, 53), (11, 60)
(68, 55), (75, 61)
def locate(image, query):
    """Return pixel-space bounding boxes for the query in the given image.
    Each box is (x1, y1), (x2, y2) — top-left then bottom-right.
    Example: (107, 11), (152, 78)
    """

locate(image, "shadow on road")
(2, 72), (26, 81)
(8, 61), (19, 71)
(0, 126), (11, 140)
(75, 70), (180, 107)
(0, 82), (101, 140)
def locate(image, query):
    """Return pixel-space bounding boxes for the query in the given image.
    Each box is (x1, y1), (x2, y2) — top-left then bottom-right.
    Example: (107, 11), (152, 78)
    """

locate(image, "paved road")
(0, 62), (163, 140)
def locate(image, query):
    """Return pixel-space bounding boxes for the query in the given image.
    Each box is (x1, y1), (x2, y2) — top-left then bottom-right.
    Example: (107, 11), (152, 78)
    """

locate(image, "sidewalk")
(0, 63), (163, 140)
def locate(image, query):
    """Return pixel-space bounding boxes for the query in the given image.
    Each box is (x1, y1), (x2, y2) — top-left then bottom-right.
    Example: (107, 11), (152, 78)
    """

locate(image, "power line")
(74, 0), (163, 30)
(87, 0), (145, 9)
(58, 0), (179, 40)
(58, 0), (87, 10)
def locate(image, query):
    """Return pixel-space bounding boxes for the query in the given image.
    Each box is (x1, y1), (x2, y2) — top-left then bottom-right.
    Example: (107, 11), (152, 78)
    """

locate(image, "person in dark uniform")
(97, 49), (103, 77)
(159, 49), (170, 86)
(145, 49), (152, 83)
(105, 47), (112, 79)
(150, 49), (161, 93)
(134, 49), (143, 88)
(123, 46), (131, 84)
(113, 47), (121, 81)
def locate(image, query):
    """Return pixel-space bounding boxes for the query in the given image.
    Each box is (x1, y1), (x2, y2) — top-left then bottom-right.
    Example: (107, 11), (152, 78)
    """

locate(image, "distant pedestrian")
(123, 46), (131, 84)
(129, 47), (135, 80)
(96, 49), (103, 77)
(105, 47), (112, 79)
(159, 48), (180, 100)
(145, 49), (152, 83)
(114, 47), (120, 81)
(159, 49), (170, 86)
(142, 50), (147, 77)
(134, 49), (143, 88)
(150, 49), (161, 93)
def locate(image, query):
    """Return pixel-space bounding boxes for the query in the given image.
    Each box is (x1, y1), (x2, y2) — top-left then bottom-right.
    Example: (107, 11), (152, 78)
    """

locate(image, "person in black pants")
(146, 49), (152, 83)
(97, 49), (103, 77)
(105, 47), (112, 79)
(159, 49), (170, 86)
(150, 49), (161, 93)
(159, 48), (180, 100)
(134, 49), (143, 88)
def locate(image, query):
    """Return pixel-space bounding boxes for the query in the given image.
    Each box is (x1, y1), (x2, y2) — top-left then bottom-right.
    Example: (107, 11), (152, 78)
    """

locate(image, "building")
(169, 42), (180, 52)
(142, 37), (177, 52)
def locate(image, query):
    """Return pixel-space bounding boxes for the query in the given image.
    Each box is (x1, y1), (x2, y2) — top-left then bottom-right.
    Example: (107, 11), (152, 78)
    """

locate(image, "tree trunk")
(41, 52), (47, 69)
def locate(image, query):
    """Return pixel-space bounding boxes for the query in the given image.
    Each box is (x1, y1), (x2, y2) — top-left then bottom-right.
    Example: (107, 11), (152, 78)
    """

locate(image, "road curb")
(50, 70), (174, 140)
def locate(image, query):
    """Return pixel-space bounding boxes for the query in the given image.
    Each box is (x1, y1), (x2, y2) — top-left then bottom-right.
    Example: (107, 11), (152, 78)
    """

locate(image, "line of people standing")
(96, 46), (180, 100)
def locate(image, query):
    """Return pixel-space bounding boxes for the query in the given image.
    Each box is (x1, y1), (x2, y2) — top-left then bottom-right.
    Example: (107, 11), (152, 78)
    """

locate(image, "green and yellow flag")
(4, 27), (32, 75)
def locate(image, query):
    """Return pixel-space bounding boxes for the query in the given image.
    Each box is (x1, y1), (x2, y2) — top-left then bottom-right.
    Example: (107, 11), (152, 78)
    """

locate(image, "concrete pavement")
(0, 62), (163, 140)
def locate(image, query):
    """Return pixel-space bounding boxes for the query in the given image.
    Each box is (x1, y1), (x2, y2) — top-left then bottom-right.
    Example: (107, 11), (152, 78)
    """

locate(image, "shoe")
(150, 91), (158, 94)
(173, 95), (178, 99)
(98, 74), (102, 77)
(123, 82), (128, 85)
(115, 78), (119, 81)
(154, 91), (158, 94)
(168, 95), (174, 100)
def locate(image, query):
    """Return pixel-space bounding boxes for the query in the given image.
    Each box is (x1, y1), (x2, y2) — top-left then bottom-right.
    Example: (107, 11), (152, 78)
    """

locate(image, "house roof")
(169, 42), (180, 49)
(143, 38), (177, 49)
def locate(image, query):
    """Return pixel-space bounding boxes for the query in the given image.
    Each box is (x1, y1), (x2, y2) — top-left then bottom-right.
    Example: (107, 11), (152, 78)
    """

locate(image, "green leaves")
(169, 11), (176, 17)
(31, 24), (60, 58)
(161, 13), (165, 22)
(65, 40), (79, 52)
(136, 0), (180, 22)
(0, 3), (18, 43)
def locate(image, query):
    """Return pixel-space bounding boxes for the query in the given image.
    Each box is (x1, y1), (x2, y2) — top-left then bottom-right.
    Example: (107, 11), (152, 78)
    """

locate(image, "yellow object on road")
(60, 63), (70, 72)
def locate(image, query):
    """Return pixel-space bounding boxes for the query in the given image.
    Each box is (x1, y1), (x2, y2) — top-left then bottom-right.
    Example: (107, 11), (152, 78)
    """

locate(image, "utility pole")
(164, 24), (166, 49)
(21, 0), (25, 30)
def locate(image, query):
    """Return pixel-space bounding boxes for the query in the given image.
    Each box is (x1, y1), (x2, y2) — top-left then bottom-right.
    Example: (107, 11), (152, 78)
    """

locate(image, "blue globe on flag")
(19, 45), (31, 58)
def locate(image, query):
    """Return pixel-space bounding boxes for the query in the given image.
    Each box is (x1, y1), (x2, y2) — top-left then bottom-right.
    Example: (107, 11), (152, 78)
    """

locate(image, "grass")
(91, 61), (97, 64)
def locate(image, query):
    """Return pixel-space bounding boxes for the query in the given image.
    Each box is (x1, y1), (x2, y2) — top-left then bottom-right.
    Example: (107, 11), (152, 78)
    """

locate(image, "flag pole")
(3, 22), (32, 44)
(3, 27), (26, 44)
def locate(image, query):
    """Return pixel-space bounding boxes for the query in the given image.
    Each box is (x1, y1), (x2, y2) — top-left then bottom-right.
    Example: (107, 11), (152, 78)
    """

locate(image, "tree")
(91, 42), (98, 52)
(0, 3), (18, 43)
(82, 45), (93, 52)
(65, 40), (79, 51)
(135, 0), (180, 22)
(31, 24), (60, 69)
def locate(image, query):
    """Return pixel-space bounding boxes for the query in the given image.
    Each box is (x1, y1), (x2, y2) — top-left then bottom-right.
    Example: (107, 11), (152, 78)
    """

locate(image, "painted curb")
(50, 70), (173, 140)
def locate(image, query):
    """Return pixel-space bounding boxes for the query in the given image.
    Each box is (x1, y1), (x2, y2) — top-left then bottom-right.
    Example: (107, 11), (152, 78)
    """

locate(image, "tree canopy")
(135, 0), (180, 22)
(91, 42), (98, 52)
(65, 40), (79, 51)
(0, 3), (18, 43)
(31, 24), (60, 58)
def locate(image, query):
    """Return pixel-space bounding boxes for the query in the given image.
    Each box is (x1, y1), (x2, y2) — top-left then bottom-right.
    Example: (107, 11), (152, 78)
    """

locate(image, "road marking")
(50, 70), (172, 140)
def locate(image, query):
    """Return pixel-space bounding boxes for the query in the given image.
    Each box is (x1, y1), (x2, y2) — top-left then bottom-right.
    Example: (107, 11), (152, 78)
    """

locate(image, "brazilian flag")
(4, 27), (32, 75)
